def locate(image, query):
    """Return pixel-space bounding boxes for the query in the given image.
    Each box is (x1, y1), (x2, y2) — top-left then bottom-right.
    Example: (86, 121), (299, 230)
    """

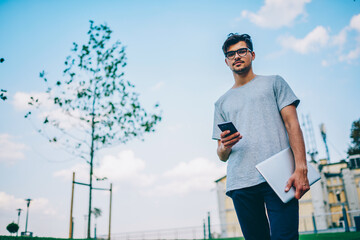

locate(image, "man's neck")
(232, 69), (256, 88)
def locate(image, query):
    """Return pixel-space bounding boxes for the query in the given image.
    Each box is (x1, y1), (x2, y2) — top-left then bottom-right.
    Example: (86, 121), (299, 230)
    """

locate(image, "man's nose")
(234, 52), (242, 59)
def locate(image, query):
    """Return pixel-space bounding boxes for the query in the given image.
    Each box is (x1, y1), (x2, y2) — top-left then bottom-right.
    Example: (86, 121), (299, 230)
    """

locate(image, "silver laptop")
(256, 147), (321, 203)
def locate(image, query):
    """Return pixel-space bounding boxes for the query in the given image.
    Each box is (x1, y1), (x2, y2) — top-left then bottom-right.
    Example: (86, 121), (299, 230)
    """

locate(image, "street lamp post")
(16, 208), (22, 236)
(24, 199), (32, 234)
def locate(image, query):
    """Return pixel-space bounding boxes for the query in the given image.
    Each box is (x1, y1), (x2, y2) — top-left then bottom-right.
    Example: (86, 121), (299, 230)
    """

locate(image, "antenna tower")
(302, 114), (318, 162)
(320, 123), (331, 162)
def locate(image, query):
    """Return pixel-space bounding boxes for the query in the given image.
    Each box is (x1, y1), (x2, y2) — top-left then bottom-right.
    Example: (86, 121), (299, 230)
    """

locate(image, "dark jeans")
(227, 182), (299, 240)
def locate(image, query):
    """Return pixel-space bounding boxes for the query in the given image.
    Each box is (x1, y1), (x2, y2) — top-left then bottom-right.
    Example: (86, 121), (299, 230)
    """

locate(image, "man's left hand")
(285, 167), (310, 199)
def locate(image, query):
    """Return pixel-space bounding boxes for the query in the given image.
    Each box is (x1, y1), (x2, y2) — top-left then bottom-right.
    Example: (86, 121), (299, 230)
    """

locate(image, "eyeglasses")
(225, 48), (252, 60)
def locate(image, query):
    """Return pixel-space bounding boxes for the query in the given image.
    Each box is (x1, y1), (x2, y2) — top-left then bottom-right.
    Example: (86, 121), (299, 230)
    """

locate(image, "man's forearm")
(216, 132), (241, 162)
(287, 124), (307, 172)
(282, 105), (310, 199)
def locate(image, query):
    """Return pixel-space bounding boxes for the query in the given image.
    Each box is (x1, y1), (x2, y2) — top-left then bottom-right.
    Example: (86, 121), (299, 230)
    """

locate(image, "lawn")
(299, 231), (360, 240)
(217, 232), (360, 240)
(1, 232), (360, 240)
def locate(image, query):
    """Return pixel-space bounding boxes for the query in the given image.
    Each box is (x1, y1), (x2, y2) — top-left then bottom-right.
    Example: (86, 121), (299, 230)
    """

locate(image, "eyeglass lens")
(226, 48), (249, 59)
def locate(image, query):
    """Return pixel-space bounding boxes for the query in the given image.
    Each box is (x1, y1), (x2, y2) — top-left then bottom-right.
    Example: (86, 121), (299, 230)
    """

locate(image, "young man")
(212, 33), (310, 240)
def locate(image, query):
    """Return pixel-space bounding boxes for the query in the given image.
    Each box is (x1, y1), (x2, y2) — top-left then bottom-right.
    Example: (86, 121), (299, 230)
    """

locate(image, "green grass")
(1, 232), (360, 240)
(215, 232), (360, 240)
(299, 231), (360, 240)
(0, 237), (88, 240)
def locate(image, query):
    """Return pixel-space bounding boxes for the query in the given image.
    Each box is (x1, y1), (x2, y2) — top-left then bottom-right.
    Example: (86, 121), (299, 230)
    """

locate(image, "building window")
(349, 156), (360, 169)
(335, 190), (341, 202)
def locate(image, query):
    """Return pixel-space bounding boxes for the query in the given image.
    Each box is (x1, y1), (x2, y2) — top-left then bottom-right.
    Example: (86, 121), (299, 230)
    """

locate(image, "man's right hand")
(217, 131), (242, 161)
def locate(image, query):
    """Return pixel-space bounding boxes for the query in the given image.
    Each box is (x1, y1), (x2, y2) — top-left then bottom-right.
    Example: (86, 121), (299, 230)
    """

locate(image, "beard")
(233, 62), (252, 75)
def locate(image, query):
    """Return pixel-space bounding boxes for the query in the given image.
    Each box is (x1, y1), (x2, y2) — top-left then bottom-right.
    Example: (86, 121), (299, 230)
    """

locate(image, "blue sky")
(1, 0), (360, 238)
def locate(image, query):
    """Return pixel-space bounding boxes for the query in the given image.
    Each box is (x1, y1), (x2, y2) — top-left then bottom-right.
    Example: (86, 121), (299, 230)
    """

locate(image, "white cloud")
(276, 12), (360, 64)
(40, 108), (90, 131)
(54, 150), (155, 187)
(332, 28), (348, 47)
(241, 0), (311, 29)
(0, 192), (24, 210)
(321, 60), (329, 67)
(0, 134), (28, 164)
(13, 91), (90, 131)
(54, 162), (89, 181)
(163, 157), (220, 178)
(279, 26), (330, 54)
(350, 13), (360, 32)
(339, 14), (360, 63)
(331, 13), (360, 48)
(96, 150), (156, 186)
(13, 92), (52, 111)
(0, 192), (57, 215)
(145, 157), (226, 196)
(150, 81), (165, 91)
(339, 47), (360, 63)
(55, 152), (226, 196)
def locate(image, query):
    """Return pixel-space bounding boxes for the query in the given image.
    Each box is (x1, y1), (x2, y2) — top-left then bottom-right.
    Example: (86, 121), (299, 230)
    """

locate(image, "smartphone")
(217, 121), (238, 137)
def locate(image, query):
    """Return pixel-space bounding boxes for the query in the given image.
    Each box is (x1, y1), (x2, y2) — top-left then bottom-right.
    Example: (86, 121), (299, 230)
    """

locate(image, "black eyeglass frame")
(225, 48), (252, 60)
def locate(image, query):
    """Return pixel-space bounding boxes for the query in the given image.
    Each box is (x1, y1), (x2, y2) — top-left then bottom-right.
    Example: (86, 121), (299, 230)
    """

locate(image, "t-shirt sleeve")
(273, 75), (300, 111)
(212, 103), (225, 140)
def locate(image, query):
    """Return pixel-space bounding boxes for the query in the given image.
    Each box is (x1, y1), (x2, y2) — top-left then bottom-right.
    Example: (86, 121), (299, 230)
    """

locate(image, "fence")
(299, 209), (360, 233)
(102, 210), (360, 240)
(105, 225), (206, 240)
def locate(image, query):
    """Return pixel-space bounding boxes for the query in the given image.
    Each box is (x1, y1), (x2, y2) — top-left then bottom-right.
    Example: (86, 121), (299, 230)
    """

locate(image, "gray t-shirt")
(212, 75), (299, 193)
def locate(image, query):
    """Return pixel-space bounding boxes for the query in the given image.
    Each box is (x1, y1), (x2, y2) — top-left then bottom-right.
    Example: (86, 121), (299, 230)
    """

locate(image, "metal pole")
(16, 208), (22, 236)
(71, 217), (74, 239)
(69, 172), (75, 238)
(203, 219), (206, 240)
(95, 223), (97, 239)
(84, 215), (88, 238)
(207, 212), (211, 239)
(108, 183), (113, 240)
(343, 205), (349, 232)
(24, 199), (32, 233)
(312, 213), (317, 234)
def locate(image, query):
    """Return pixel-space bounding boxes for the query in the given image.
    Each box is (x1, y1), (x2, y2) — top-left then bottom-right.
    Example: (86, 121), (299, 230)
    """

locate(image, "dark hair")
(222, 33), (253, 54)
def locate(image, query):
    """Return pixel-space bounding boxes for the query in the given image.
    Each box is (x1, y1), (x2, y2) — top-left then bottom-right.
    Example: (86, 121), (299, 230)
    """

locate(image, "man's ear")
(251, 51), (256, 61)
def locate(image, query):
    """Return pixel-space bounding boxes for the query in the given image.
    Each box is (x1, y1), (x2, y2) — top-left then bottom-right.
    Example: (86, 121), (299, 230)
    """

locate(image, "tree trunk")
(87, 92), (96, 239)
